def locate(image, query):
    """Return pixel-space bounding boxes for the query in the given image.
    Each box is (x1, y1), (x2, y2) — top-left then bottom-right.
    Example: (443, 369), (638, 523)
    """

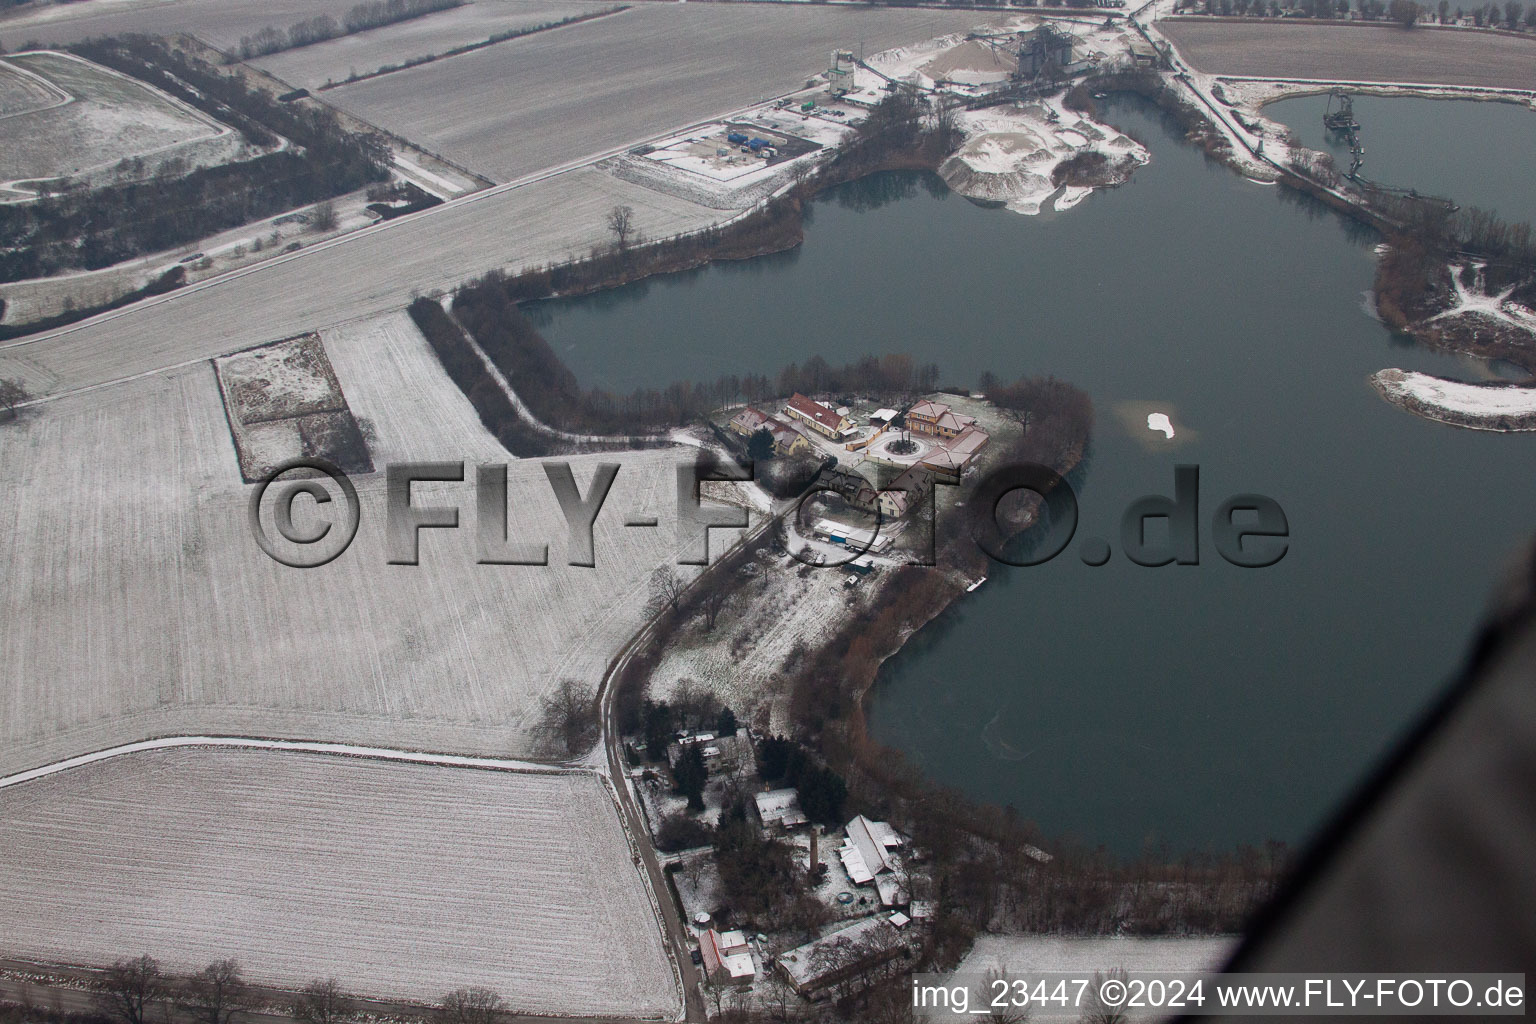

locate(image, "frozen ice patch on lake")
(1147, 412), (1175, 438)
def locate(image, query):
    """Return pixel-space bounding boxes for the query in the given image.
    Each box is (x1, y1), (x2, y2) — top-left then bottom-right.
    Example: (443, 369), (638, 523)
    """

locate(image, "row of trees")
(85, 957), (513, 1024)
(1, 38), (389, 282)
(405, 298), (562, 456)
(89, 958), (344, 1024)
(236, 0), (464, 58)
(1189, 0), (1536, 23)
(446, 267), (946, 439)
(422, 90), (970, 440)
(1460, 0), (1536, 25)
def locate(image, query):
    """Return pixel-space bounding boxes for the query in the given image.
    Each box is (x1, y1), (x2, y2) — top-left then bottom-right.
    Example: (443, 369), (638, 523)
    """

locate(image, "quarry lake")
(536, 97), (1536, 855)
(1265, 92), (1536, 229)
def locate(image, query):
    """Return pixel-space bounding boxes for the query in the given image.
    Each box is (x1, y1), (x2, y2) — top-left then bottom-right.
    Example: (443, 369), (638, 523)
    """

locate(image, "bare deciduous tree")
(311, 200), (339, 232)
(700, 583), (734, 632)
(606, 204), (636, 250)
(438, 987), (503, 1024)
(95, 956), (168, 1024)
(293, 979), (350, 1024)
(181, 960), (248, 1024)
(538, 677), (598, 754)
(0, 378), (30, 422)
(759, 973), (801, 1023)
(790, 159), (815, 196)
(649, 565), (685, 615)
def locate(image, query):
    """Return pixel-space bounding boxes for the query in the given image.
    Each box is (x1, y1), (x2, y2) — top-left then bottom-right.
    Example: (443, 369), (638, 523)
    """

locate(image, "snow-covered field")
(251, 0), (606, 91)
(0, 310), (715, 776)
(213, 332), (372, 481)
(956, 934), (1238, 978)
(0, 168), (724, 399)
(0, 746), (681, 1017)
(322, 4), (1013, 181)
(0, 51), (236, 193)
(0, 0), (368, 50)
(1159, 19), (1536, 92)
(1371, 368), (1536, 430)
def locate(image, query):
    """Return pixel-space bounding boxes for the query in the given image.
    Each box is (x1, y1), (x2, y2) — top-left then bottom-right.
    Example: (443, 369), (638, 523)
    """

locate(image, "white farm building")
(838, 814), (908, 906)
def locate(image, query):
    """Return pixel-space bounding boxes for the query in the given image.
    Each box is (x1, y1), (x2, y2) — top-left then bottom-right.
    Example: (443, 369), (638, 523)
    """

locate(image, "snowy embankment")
(1371, 368), (1536, 431)
(0, 746), (681, 1018)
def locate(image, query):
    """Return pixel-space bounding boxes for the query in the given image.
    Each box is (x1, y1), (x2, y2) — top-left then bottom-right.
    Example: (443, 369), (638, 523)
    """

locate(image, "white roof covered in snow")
(722, 953), (755, 979)
(779, 916), (892, 987)
(839, 837), (874, 885)
(875, 872), (906, 907)
(845, 814), (901, 878)
(755, 788), (809, 827)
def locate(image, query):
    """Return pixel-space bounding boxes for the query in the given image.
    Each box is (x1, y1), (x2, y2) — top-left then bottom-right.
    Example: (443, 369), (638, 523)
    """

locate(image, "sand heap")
(938, 98), (1149, 215)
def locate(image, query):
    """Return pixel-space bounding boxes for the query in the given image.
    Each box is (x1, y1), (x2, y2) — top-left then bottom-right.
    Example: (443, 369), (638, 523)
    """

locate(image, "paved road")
(593, 504), (779, 1024)
(597, 599), (710, 1022)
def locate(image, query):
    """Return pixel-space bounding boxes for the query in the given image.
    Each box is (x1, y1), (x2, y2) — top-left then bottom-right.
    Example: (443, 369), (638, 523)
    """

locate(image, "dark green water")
(537, 98), (1536, 854)
(1265, 92), (1536, 227)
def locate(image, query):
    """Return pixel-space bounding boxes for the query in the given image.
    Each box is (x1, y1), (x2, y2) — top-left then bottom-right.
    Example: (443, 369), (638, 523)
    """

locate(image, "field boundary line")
(0, 734), (598, 791)
(315, 5), (634, 93)
(0, 91), (804, 370)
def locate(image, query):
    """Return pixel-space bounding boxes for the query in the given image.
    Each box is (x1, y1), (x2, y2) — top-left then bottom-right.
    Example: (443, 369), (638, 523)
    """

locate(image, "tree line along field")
(0, 0), (373, 50)
(250, 0), (608, 91)
(323, 3), (1014, 182)
(1159, 18), (1536, 89)
(0, 167), (724, 398)
(0, 50), (230, 187)
(0, 310), (713, 777)
(0, 746), (681, 1018)
(0, 4), (1007, 370)
(1, 36), (397, 285)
